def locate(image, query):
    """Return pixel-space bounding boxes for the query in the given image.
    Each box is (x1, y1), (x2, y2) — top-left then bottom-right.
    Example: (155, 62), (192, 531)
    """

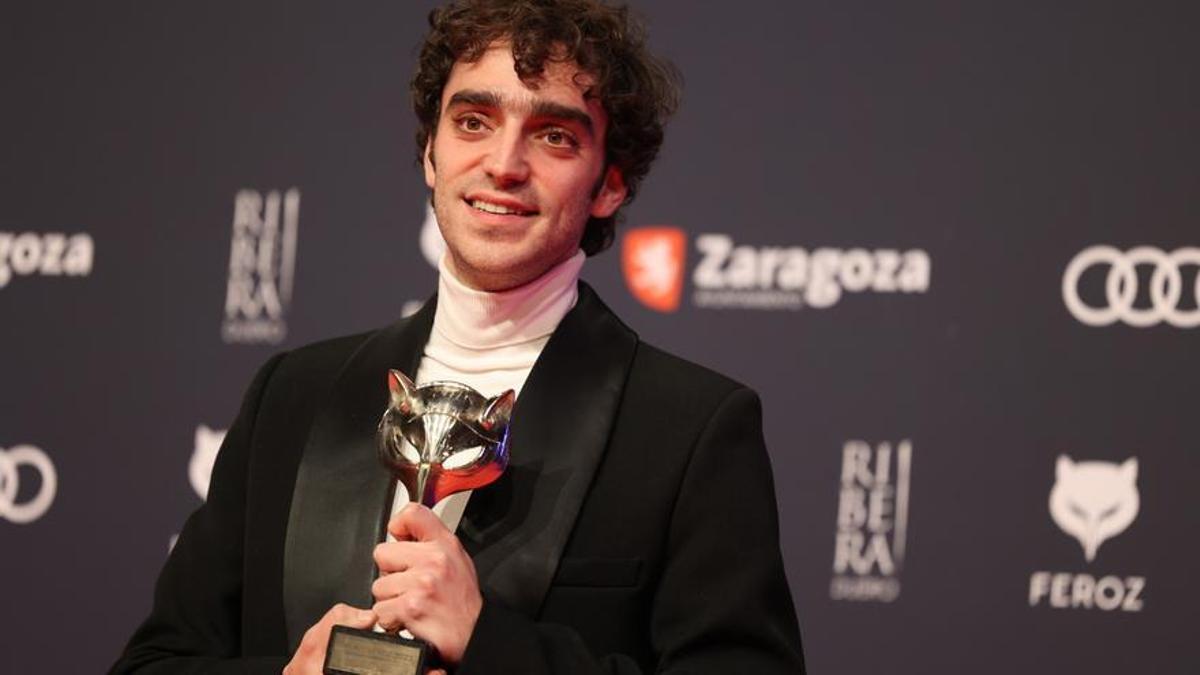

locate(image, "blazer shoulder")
(286, 329), (375, 364)
(626, 340), (754, 418)
(261, 321), (398, 396)
(267, 330), (369, 379)
(633, 340), (747, 391)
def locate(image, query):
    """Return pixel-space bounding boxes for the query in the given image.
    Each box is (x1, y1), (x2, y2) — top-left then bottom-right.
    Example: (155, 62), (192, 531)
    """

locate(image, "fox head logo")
(189, 425), (227, 501)
(1049, 455), (1139, 562)
(622, 227), (687, 312)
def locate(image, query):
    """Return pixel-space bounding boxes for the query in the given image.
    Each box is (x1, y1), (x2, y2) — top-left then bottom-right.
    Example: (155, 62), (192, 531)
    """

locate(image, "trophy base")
(323, 625), (428, 675)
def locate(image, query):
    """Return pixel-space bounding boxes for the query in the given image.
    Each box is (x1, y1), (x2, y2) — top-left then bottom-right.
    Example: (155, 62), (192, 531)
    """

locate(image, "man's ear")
(590, 165), (627, 218)
(423, 139), (436, 189)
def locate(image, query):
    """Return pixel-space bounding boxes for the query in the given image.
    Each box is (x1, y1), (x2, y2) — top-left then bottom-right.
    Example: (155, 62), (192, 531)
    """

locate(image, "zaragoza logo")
(0, 232), (94, 290)
(621, 227), (687, 312)
(622, 226), (930, 312)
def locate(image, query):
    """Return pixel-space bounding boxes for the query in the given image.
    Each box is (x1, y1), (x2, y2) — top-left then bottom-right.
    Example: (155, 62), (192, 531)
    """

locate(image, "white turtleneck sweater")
(387, 249), (586, 532)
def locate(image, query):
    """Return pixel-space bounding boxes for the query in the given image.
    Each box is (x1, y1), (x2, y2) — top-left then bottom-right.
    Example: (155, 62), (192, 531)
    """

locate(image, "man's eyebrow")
(446, 89), (503, 110)
(530, 100), (594, 137)
(446, 89), (594, 137)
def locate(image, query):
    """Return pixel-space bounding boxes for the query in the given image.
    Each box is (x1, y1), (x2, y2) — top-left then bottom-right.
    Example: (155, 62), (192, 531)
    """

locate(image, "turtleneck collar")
(432, 250), (585, 350)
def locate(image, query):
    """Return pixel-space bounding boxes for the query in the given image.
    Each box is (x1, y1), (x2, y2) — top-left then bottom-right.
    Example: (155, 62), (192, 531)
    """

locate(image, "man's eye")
(458, 117), (485, 132)
(543, 129), (577, 148)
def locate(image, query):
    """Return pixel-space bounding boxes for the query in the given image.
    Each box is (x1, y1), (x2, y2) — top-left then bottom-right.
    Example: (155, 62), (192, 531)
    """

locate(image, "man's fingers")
(287, 604), (375, 675)
(373, 539), (431, 573)
(373, 510), (480, 665)
(342, 608), (378, 630)
(388, 503), (450, 542)
(326, 602), (376, 629)
(373, 538), (456, 576)
(320, 603), (377, 636)
(374, 593), (426, 634)
(373, 565), (443, 607)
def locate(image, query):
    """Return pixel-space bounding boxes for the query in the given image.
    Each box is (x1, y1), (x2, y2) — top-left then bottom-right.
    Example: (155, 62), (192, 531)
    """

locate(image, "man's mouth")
(466, 198), (537, 217)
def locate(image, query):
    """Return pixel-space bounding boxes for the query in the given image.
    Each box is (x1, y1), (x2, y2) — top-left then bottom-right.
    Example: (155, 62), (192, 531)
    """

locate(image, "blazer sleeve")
(109, 354), (289, 675)
(456, 387), (807, 674)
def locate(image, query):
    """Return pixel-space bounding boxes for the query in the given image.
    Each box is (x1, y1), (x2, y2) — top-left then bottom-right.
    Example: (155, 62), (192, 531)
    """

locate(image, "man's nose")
(482, 130), (530, 187)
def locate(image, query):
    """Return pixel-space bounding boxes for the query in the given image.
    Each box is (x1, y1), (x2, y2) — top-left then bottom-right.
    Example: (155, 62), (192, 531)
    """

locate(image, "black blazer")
(112, 284), (805, 674)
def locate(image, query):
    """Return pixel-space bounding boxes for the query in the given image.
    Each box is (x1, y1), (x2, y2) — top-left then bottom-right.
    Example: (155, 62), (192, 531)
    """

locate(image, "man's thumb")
(389, 502), (444, 541)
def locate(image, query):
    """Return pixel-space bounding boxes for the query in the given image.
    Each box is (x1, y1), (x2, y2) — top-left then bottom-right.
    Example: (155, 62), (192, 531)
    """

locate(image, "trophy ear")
(480, 389), (516, 432)
(387, 369), (419, 414)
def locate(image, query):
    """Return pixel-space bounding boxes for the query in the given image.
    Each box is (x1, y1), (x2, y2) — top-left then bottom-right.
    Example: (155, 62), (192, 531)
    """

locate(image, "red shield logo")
(622, 227), (687, 312)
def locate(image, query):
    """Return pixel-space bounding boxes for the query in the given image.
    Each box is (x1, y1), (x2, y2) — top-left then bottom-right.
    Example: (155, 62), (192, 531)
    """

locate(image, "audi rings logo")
(1063, 246), (1200, 328)
(0, 445), (58, 524)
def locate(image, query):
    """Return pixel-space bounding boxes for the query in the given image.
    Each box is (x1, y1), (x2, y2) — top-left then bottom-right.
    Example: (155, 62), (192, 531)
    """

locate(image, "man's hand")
(372, 503), (483, 665)
(282, 603), (376, 675)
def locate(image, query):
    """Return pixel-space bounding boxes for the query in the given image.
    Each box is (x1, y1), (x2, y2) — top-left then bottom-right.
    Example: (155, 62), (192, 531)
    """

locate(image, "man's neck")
(432, 249), (585, 351)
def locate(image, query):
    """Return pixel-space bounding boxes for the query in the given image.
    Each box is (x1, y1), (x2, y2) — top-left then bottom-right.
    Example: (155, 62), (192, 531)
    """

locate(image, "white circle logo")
(1062, 245), (1200, 328)
(0, 444), (57, 524)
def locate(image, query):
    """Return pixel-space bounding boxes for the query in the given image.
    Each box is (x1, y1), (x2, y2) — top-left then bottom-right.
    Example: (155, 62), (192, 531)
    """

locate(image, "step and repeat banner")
(2, 1), (1196, 673)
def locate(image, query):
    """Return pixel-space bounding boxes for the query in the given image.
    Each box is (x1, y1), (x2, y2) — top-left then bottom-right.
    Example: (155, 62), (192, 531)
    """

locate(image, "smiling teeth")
(471, 199), (530, 215)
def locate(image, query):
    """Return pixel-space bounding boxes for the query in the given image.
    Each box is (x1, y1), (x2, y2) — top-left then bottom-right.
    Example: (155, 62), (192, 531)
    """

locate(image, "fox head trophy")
(1048, 455), (1139, 563)
(378, 369), (515, 507)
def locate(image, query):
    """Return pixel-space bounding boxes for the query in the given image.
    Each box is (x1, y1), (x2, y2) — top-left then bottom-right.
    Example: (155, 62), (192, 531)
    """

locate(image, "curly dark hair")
(411, 0), (681, 256)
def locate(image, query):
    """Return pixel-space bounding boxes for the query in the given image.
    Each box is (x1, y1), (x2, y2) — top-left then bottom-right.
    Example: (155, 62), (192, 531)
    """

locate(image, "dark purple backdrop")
(2, 1), (1197, 672)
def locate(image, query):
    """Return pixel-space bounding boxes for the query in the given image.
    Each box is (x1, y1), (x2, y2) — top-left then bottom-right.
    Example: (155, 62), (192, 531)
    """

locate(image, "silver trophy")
(324, 369), (515, 675)
(377, 369), (514, 507)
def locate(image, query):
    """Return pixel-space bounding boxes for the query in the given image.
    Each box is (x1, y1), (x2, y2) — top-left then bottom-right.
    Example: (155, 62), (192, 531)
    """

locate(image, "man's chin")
(444, 251), (542, 292)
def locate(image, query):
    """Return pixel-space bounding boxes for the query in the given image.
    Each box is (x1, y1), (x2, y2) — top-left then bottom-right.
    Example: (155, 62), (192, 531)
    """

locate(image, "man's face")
(424, 44), (626, 291)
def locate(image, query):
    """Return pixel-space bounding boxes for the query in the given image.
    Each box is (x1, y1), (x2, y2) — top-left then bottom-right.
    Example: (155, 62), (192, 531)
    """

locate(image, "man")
(113, 1), (805, 673)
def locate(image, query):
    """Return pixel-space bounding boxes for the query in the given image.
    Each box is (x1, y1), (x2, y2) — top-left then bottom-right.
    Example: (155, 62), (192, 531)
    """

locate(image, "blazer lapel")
(460, 283), (639, 617)
(282, 297), (435, 652)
